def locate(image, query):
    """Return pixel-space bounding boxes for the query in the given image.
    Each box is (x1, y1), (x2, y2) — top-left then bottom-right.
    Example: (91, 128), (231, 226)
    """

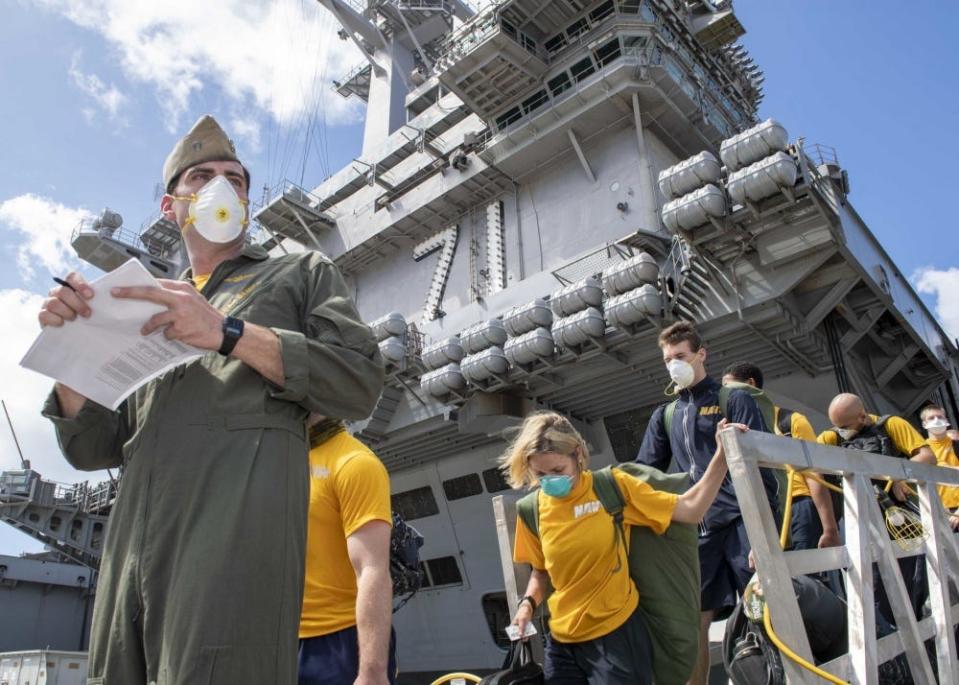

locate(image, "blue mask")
(540, 475), (574, 498)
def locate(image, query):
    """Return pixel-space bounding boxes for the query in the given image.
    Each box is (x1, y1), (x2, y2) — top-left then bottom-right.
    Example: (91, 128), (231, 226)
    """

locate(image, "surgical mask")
(924, 418), (950, 437)
(836, 428), (858, 441)
(539, 475), (573, 498)
(666, 359), (696, 394)
(173, 175), (248, 243)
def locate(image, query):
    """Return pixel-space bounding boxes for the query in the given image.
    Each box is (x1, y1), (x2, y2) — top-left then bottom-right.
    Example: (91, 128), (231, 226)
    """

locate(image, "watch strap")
(218, 316), (244, 356)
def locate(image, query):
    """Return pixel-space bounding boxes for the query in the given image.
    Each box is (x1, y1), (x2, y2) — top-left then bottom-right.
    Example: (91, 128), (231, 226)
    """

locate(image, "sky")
(0, 1), (957, 556)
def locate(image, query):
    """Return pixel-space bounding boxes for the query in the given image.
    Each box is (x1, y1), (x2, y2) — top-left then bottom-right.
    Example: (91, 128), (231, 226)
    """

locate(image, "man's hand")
(947, 429), (959, 441)
(39, 271), (94, 327)
(112, 280), (225, 351)
(950, 514), (959, 532)
(890, 480), (911, 503)
(714, 418), (749, 461)
(748, 548), (756, 571)
(818, 527), (841, 548)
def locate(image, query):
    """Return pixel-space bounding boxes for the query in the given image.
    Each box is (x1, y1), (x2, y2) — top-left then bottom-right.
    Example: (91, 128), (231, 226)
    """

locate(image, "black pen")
(53, 277), (78, 293)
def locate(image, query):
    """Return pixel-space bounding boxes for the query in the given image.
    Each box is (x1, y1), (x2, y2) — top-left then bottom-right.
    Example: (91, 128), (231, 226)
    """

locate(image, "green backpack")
(516, 463), (700, 685)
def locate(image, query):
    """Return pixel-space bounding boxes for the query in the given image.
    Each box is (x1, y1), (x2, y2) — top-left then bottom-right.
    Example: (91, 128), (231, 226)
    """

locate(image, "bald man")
(819, 392), (933, 623)
(820, 393), (934, 471)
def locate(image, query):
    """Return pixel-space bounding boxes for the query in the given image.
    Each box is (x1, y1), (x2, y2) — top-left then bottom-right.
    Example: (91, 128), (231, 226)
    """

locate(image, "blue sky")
(0, 1), (957, 556)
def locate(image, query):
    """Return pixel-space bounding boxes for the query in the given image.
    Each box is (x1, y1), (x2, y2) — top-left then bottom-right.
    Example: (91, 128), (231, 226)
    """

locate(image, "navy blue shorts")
(789, 496), (822, 551)
(699, 518), (753, 615)
(298, 624), (397, 685)
(544, 608), (653, 684)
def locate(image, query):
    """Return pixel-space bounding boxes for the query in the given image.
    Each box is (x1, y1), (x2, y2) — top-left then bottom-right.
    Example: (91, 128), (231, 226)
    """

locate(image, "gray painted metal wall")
(0, 556), (93, 653)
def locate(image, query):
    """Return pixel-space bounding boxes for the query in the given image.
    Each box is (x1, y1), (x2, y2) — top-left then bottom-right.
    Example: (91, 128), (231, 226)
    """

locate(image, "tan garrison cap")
(162, 115), (246, 191)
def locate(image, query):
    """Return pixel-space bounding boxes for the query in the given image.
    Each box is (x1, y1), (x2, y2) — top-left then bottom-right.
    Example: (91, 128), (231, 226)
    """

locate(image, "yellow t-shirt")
(299, 431), (392, 639)
(816, 414), (925, 457)
(192, 273), (211, 292)
(781, 409), (816, 499)
(513, 470), (678, 643)
(925, 436), (959, 509)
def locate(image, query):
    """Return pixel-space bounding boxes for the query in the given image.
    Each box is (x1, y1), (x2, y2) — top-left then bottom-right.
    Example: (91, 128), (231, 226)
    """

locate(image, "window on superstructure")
(620, 0), (641, 13)
(548, 72), (573, 97)
(482, 467), (511, 493)
(425, 556), (463, 586)
(566, 17), (589, 41)
(391, 486), (440, 520)
(545, 34), (567, 55)
(594, 38), (621, 67)
(501, 19), (518, 39)
(589, 0), (615, 23)
(521, 90), (549, 115)
(519, 32), (537, 55)
(622, 34), (648, 57)
(442, 473), (484, 501)
(570, 56), (597, 82)
(418, 561), (432, 588)
(495, 106), (523, 130)
(482, 592), (512, 650)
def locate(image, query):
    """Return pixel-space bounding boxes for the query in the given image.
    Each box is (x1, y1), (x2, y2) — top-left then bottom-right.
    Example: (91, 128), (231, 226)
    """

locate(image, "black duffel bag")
(478, 640), (544, 685)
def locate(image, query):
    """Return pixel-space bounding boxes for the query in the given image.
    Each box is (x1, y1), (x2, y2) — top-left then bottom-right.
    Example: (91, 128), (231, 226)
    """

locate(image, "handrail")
(720, 429), (959, 683)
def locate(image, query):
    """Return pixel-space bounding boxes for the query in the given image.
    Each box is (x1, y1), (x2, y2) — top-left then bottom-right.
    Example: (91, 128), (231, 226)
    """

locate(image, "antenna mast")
(2, 400), (29, 470)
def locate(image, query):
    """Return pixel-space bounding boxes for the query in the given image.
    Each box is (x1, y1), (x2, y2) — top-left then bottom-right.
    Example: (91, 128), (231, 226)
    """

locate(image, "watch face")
(225, 318), (244, 336)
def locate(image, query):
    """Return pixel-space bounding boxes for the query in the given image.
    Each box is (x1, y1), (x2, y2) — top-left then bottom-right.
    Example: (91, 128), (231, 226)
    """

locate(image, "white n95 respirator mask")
(665, 359), (696, 395)
(173, 175), (248, 243)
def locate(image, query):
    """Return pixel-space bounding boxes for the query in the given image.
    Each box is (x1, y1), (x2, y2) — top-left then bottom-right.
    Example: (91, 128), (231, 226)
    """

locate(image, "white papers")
(21, 259), (205, 410)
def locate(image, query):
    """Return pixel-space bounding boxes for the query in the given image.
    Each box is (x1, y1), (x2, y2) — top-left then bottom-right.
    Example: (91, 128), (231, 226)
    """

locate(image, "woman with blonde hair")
(502, 410), (743, 684)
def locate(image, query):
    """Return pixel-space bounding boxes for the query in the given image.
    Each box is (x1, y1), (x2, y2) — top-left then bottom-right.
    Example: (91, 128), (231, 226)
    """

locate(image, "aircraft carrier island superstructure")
(4, 0), (959, 679)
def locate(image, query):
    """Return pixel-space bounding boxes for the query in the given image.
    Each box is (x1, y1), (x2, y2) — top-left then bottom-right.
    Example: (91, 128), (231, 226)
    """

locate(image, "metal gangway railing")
(722, 429), (959, 684)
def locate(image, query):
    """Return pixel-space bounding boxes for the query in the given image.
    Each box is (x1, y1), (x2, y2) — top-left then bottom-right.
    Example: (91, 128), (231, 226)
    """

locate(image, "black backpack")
(478, 640), (544, 685)
(723, 598), (785, 685)
(830, 415), (898, 457)
(724, 576), (848, 685)
(390, 512), (424, 613)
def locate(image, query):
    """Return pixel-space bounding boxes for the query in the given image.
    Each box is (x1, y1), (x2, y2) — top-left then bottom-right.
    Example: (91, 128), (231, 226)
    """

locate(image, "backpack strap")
(718, 384), (731, 419)
(592, 467), (629, 568)
(663, 400), (679, 436)
(516, 491), (540, 538)
(776, 407), (794, 437)
(592, 466), (627, 518)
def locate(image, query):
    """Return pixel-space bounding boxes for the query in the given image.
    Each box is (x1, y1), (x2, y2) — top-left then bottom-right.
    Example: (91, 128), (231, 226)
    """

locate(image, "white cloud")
(69, 52), (128, 123)
(914, 267), (959, 342)
(33, 0), (364, 136)
(230, 114), (263, 153)
(0, 194), (93, 279)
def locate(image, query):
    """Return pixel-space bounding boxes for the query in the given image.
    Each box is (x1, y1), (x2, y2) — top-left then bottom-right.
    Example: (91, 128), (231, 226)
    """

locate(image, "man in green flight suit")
(38, 115), (385, 684)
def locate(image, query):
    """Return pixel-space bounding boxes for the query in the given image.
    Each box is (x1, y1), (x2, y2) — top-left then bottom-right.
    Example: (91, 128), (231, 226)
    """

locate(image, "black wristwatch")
(518, 595), (537, 612)
(218, 316), (245, 356)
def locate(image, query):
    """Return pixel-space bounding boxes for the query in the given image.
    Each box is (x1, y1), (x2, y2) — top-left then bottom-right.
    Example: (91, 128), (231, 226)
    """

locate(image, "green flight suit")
(42, 244), (385, 684)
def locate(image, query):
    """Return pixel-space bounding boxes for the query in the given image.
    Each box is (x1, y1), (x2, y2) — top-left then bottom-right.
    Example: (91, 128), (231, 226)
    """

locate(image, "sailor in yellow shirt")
(721, 362), (840, 551)
(503, 411), (742, 685)
(299, 419), (397, 685)
(919, 404), (959, 529)
(818, 393), (935, 623)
